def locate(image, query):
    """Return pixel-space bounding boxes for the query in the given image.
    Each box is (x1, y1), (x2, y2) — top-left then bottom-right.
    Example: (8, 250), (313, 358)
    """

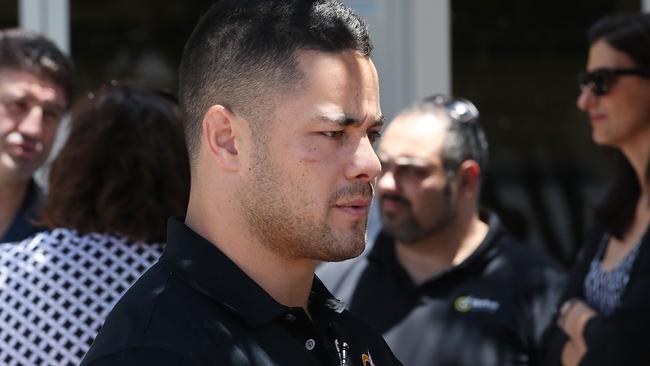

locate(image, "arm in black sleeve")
(578, 242), (650, 365)
(527, 261), (567, 366)
(542, 239), (599, 366)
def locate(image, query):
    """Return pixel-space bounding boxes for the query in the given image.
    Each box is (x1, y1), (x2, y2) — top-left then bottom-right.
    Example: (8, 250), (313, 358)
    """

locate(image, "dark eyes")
(380, 161), (431, 178)
(5, 99), (30, 113)
(321, 131), (345, 138)
(398, 165), (430, 177)
(368, 130), (382, 144)
(320, 130), (382, 143)
(43, 108), (64, 122)
(3, 98), (63, 122)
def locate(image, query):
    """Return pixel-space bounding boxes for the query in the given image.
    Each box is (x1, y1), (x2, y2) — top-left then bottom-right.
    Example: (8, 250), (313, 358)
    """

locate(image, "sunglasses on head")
(423, 95), (480, 125)
(422, 94), (487, 170)
(578, 68), (650, 96)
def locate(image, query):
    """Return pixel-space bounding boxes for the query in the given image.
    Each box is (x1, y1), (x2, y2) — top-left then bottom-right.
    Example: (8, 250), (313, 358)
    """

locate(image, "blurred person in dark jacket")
(319, 95), (566, 366)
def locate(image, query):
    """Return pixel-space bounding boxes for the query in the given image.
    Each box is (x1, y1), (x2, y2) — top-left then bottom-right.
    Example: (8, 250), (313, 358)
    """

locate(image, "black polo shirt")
(80, 218), (402, 366)
(317, 213), (566, 366)
(1, 180), (44, 243)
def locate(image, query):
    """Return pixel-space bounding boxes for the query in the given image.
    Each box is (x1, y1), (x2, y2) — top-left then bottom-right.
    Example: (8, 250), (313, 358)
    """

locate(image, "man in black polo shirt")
(81, 1), (401, 365)
(318, 95), (566, 366)
(0, 29), (72, 243)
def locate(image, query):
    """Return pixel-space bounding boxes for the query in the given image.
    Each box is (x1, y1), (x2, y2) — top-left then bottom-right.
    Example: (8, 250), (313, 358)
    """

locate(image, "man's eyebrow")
(381, 157), (430, 167)
(372, 115), (385, 127)
(5, 93), (65, 110)
(317, 114), (385, 127)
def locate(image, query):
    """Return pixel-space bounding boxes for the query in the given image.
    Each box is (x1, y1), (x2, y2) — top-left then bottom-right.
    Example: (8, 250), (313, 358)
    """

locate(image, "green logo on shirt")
(454, 295), (500, 313)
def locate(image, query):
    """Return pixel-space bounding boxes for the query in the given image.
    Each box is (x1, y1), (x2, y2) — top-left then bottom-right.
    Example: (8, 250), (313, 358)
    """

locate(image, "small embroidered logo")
(453, 295), (500, 313)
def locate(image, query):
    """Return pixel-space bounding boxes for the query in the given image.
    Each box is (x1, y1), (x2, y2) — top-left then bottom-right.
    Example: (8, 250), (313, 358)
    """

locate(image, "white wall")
(19, 0), (71, 189)
(345, 0), (450, 120)
(19, 0), (69, 53)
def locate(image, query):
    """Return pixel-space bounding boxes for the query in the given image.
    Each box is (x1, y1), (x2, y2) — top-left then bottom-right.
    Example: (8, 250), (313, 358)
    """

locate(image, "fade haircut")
(402, 94), (489, 178)
(179, 0), (372, 164)
(0, 28), (74, 107)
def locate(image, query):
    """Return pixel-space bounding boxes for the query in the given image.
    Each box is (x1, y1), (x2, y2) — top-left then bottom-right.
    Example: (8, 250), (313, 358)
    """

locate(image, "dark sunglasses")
(578, 68), (650, 96)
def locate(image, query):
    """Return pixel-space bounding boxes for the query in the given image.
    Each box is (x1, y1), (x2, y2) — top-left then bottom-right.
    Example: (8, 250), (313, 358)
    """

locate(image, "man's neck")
(0, 177), (31, 239)
(394, 211), (489, 285)
(186, 196), (316, 313)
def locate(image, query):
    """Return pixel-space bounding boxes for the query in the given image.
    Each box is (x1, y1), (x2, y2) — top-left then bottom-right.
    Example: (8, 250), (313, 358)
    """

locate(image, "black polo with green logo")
(318, 213), (566, 366)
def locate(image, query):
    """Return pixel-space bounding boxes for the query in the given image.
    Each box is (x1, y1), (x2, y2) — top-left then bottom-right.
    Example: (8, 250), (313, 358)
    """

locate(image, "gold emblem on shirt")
(362, 352), (376, 366)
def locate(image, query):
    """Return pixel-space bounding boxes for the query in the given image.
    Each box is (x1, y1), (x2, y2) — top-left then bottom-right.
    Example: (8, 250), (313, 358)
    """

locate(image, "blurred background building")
(1, 0), (646, 266)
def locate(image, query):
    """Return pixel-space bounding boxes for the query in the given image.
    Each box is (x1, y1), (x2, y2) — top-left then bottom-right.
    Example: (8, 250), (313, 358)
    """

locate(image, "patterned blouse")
(584, 235), (642, 316)
(0, 228), (164, 366)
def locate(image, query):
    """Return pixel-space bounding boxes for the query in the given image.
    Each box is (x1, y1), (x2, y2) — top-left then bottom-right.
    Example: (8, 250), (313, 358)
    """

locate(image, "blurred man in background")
(319, 95), (566, 366)
(0, 28), (73, 242)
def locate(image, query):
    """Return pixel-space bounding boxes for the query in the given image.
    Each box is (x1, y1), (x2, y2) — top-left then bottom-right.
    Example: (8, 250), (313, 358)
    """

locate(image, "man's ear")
(456, 160), (481, 198)
(202, 105), (240, 171)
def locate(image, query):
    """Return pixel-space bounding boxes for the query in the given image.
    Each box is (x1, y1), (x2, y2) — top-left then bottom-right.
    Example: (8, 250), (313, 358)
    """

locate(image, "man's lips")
(379, 195), (410, 212)
(334, 198), (372, 218)
(5, 133), (44, 159)
(6, 142), (42, 159)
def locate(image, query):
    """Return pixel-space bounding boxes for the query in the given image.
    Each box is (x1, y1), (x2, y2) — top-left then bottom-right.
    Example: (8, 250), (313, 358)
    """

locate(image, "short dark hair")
(179, 0), (372, 164)
(403, 94), (489, 177)
(0, 28), (74, 106)
(586, 13), (650, 238)
(40, 84), (191, 243)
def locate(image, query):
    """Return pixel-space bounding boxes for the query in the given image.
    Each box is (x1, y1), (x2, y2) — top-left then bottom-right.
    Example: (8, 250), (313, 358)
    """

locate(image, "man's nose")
(17, 106), (45, 138)
(345, 137), (381, 183)
(377, 168), (398, 193)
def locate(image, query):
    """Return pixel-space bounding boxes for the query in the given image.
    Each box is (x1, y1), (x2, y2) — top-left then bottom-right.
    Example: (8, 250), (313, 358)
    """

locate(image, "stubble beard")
(381, 182), (455, 244)
(238, 144), (368, 262)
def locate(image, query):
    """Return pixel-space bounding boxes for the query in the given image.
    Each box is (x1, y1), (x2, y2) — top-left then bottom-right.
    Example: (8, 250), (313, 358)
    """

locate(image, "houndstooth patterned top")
(0, 228), (164, 366)
(584, 235), (642, 316)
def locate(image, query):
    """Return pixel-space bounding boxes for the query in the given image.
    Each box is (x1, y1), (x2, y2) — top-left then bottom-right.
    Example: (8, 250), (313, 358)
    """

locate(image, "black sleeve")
(541, 238), (598, 366)
(543, 233), (650, 366)
(81, 347), (196, 366)
(578, 240), (650, 365)
(526, 261), (567, 366)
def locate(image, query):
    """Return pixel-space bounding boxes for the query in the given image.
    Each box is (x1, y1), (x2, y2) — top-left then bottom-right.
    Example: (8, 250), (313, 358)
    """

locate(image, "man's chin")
(320, 248), (364, 262)
(317, 234), (366, 262)
(0, 155), (41, 179)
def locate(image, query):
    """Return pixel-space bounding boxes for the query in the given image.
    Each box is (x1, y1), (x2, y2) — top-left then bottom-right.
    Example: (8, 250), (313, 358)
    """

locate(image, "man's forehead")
(0, 69), (66, 106)
(379, 113), (447, 159)
(386, 113), (447, 140)
(294, 49), (379, 97)
(270, 49), (381, 129)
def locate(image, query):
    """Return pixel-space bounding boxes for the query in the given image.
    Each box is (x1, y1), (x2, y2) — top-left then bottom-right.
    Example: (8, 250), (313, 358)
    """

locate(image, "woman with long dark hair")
(544, 13), (650, 366)
(0, 84), (190, 365)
